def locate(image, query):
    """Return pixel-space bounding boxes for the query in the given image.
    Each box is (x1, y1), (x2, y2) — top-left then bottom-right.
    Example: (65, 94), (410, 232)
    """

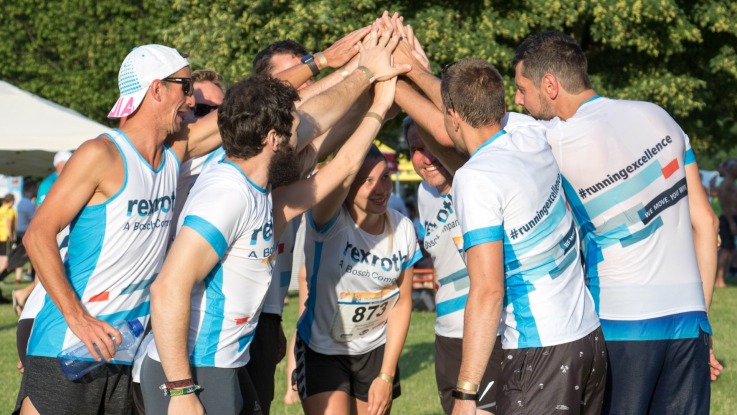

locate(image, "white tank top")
(28, 129), (179, 363)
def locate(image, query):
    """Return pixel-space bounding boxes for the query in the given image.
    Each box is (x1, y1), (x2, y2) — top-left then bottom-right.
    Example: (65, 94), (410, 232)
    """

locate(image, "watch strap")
(451, 389), (478, 401)
(301, 54), (320, 76)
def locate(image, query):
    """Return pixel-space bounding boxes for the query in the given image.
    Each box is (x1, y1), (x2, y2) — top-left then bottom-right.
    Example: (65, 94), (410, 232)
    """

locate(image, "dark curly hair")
(217, 75), (300, 160)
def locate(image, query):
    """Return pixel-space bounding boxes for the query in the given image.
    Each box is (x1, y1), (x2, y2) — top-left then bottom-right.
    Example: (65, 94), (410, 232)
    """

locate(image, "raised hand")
(357, 24), (411, 82)
(321, 26), (372, 69)
(404, 24), (432, 71)
(391, 17), (431, 72)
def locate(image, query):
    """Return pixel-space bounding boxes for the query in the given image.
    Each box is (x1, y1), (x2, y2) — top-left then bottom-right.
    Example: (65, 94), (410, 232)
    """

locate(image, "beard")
(531, 90), (557, 121)
(268, 143), (301, 189)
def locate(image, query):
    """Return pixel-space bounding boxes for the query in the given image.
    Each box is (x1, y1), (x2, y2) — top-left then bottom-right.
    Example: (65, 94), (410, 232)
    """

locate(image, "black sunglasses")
(193, 103), (218, 118)
(162, 77), (194, 97)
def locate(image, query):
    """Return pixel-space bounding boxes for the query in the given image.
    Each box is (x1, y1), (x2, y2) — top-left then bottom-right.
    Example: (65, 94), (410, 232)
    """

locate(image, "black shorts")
(243, 312), (286, 414)
(498, 327), (607, 415)
(603, 329), (710, 415)
(294, 335), (401, 402)
(14, 355), (133, 415)
(8, 232), (29, 270)
(435, 335), (502, 414)
(1, 238), (10, 256)
(718, 215), (737, 250)
(16, 318), (34, 365)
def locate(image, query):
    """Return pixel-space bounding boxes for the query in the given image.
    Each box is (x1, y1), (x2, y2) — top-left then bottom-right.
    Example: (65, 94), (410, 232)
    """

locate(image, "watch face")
(301, 54), (314, 64)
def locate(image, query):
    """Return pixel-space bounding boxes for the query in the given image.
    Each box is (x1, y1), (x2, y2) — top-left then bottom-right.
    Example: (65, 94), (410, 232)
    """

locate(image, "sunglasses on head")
(193, 103), (219, 118)
(162, 77), (194, 97)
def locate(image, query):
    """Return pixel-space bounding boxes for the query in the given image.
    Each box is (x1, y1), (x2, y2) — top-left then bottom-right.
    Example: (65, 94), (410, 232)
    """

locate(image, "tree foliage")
(0, 0), (177, 126)
(2, 0), (736, 165)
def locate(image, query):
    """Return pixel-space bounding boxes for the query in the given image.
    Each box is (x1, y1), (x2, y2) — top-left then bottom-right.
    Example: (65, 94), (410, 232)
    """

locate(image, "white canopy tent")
(0, 80), (108, 177)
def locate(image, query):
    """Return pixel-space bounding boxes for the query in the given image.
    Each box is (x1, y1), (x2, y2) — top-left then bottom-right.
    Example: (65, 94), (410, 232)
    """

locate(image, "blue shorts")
(603, 329), (710, 415)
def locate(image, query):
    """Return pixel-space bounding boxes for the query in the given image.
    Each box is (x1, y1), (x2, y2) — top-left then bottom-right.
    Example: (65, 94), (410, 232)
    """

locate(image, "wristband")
(376, 372), (394, 384)
(164, 378), (195, 389)
(451, 389), (478, 401)
(160, 382), (202, 397)
(356, 66), (375, 84)
(456, 380), (479, 392)
(365, 111), (384, 125)
(315, 52), (328, 69)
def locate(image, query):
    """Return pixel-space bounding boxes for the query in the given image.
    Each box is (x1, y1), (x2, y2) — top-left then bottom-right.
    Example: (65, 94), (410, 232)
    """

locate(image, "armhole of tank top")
(307, 208), (341, 235)
(94, 131), (128, 206)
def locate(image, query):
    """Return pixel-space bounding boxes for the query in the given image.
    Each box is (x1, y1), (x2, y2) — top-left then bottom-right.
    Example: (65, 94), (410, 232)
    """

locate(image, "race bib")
(330, 288), (399, 343)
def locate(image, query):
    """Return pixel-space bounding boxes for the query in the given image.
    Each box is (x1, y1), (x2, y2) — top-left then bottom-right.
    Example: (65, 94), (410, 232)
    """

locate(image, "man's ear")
(149, 80), (165, 102)
(265, 129), (280, 152)
(541, 73), (559, 100)
(448, 108), (462, 131)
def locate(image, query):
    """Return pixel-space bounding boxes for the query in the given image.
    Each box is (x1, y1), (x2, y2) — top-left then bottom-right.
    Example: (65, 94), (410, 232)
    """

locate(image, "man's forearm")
(405, 68), (443, 110)
(296, 69), (371, 147)
(297, 58), (359, 103)
(274, 63), (315, 91)
(151, 282), (194, 381)
(457, 284), (501, 387)
(395, 80), (467, 174)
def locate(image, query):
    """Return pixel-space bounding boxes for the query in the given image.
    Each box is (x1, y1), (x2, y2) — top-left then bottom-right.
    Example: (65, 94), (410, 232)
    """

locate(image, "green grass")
(0, 285), (735, 414)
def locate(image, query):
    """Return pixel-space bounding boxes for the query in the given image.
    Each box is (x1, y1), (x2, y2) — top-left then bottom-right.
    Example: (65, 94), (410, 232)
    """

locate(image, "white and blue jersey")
(297, 207), (422, 355)
(453, 126), (599, 350)
(28, 129), (179, 364)
(418, 112), (539, 339)
(262, 217), (301, 316)
(147, 160), (275, 368)
(546, 96), (711, 341)
(417, 182), (467, 338)
(169, 146), (225, 243)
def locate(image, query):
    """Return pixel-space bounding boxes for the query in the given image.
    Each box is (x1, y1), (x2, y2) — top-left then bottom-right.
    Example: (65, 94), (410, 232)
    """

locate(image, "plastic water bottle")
(58, 319), (144, 381)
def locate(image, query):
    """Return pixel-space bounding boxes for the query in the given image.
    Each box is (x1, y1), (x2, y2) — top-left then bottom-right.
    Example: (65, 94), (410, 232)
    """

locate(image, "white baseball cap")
(53, 150), (72, 166)
(107, 44), (190, 119)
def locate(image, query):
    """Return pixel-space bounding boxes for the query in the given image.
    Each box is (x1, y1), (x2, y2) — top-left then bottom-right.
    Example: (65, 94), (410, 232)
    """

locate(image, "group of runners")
(11, 10), (722, 415)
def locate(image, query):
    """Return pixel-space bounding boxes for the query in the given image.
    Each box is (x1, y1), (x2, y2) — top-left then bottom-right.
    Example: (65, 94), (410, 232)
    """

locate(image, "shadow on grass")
(0, 322), (18, 332)
(399, 340), (435, 379)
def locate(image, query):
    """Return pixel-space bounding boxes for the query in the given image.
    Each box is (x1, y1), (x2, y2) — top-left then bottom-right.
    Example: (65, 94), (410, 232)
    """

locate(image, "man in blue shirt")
(36, 151), (71, 206)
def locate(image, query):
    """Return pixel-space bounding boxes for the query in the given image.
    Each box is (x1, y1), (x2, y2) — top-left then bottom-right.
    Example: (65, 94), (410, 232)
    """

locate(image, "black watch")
(451, 390), (478, 401)
(301, 54), (320, 76)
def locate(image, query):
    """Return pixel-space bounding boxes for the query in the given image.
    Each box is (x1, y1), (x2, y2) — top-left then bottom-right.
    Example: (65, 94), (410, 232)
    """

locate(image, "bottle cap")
(127, 319), (144, 337)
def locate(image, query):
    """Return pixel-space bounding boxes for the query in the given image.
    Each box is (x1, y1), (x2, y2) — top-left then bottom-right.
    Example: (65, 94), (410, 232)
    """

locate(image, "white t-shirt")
(262, 216), (301, 316)
(417, 182), (467, 338)
(169, 146), (225, 243)
(297, 207), (422, 355)
(147, 160), (275, 368)
(545, 96), (710, 340)
(453, 125), (599, 349)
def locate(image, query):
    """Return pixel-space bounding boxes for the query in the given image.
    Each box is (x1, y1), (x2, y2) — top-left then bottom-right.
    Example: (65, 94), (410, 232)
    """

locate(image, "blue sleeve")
(463, 226), (504, 251)
(183, 215), (228, 257)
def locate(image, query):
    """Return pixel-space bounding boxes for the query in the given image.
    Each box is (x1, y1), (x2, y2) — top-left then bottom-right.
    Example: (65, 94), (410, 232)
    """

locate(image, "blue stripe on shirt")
(183, 215), (228, 257)
(463, 226), (503, 251)
(601, 311), (712, 341)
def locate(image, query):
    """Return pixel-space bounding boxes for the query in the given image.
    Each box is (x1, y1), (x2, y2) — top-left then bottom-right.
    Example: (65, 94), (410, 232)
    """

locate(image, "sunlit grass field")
(0, 282), (735, 414)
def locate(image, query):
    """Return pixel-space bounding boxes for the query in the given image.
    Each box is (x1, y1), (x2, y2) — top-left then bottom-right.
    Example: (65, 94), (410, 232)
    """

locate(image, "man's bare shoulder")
(65, 135), (124, 184)
(75, 134), (121, 163)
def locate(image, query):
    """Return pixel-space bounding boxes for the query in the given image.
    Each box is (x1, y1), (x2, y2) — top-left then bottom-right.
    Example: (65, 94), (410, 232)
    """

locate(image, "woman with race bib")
(295, 144), (422, 415)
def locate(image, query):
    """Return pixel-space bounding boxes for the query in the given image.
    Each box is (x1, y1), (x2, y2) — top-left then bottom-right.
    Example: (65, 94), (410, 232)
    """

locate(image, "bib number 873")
(352, 302), (388, 323)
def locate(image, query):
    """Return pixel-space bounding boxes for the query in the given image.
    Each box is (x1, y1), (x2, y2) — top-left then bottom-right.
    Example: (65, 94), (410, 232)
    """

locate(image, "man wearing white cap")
(16, 44), (221, 415)
(36, 150), (72, 206)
